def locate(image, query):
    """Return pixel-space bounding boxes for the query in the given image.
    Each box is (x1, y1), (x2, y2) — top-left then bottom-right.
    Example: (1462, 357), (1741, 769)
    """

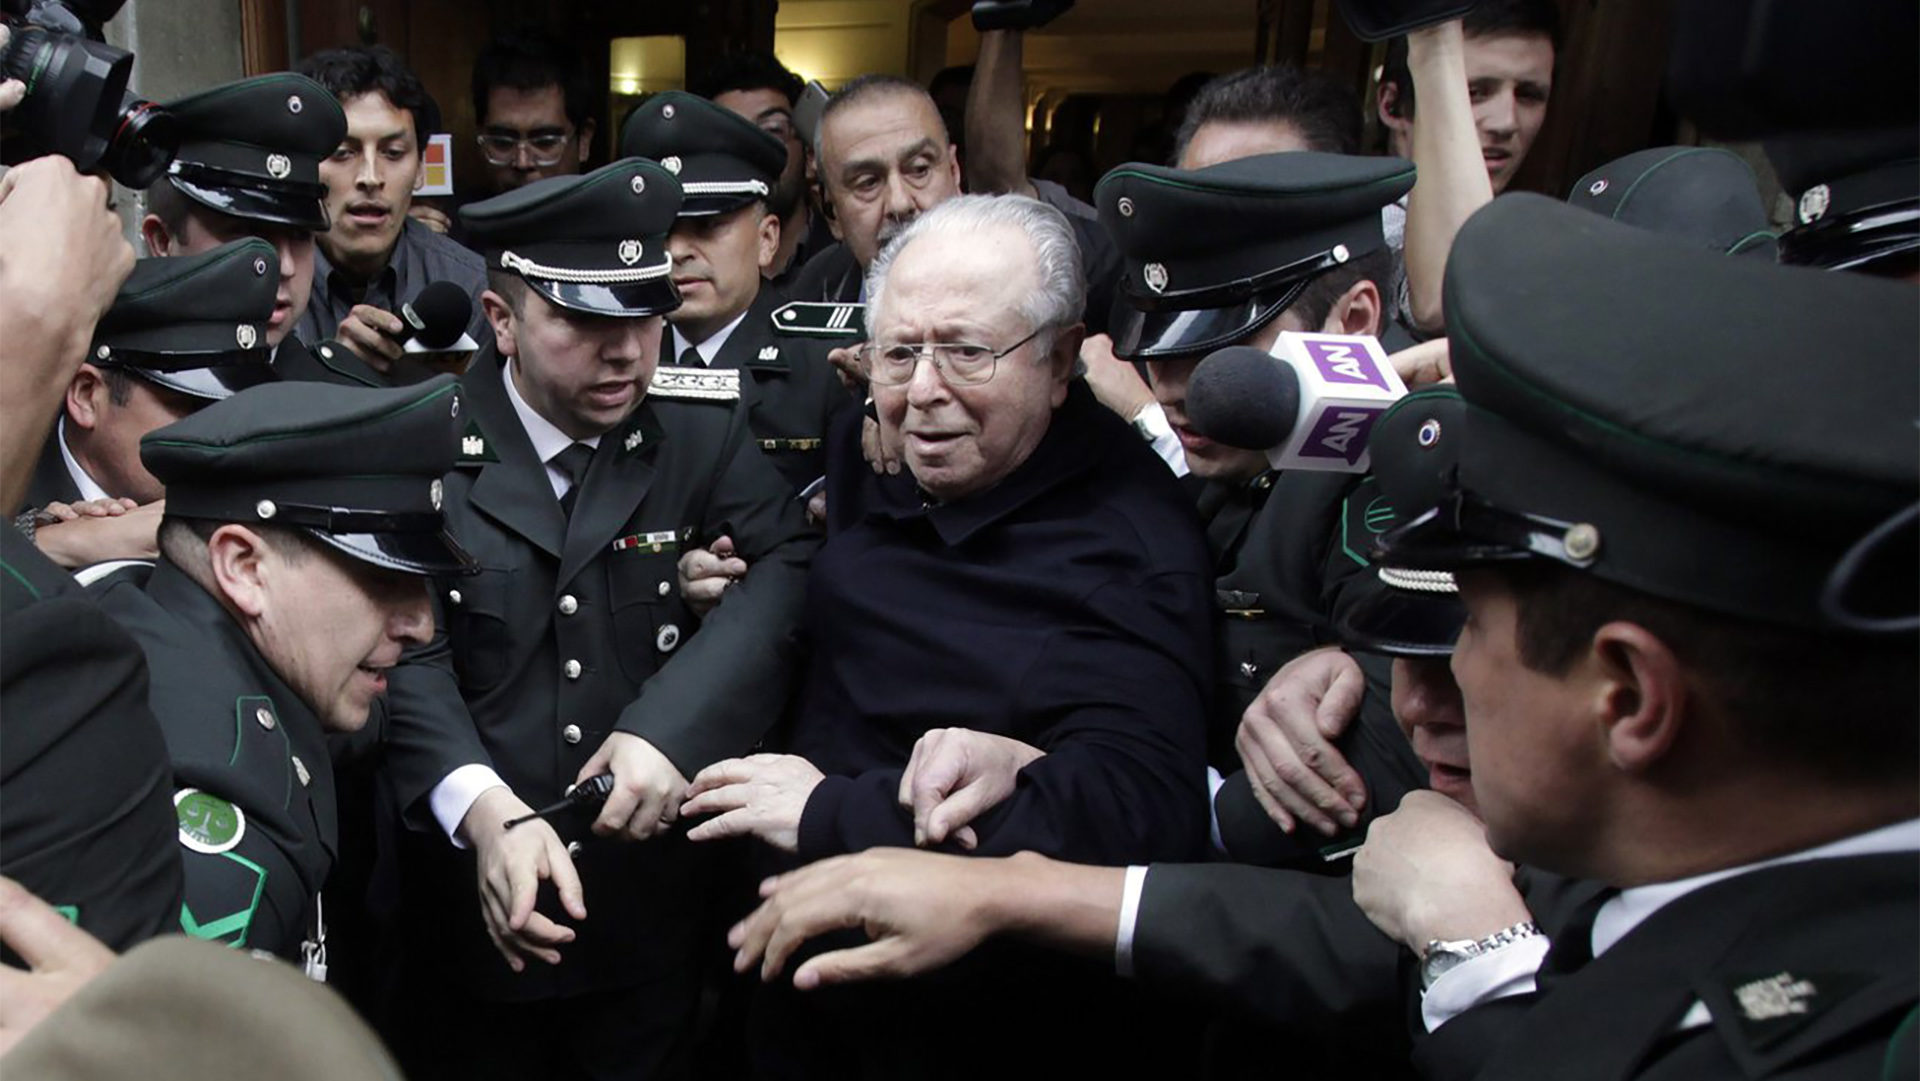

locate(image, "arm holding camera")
(1400, 20), (1493, 334)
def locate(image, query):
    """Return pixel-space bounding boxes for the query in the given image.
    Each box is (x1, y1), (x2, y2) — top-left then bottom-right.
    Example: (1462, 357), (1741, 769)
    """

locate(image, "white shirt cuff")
(1206, 766), (1228, 856)
(1113, 865), (1150, 978)
(429, 764), (509, 849)
(1421, 934), (1549, 1032)
(1130, 402), (1189, 477)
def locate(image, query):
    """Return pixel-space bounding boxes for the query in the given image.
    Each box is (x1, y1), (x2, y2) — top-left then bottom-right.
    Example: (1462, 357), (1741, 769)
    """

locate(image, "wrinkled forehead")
(871, 227), (1036, 333)
(821, 91), (948, 164)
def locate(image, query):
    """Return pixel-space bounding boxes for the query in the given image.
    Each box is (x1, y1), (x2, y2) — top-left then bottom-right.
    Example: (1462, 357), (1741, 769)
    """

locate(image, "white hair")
(864, 193), (1086, 341)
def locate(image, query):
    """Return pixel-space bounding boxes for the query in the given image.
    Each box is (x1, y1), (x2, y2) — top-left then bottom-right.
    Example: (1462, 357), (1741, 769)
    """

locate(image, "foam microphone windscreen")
(1186, 345), (1301, 450)
(403, 282), (474, 350)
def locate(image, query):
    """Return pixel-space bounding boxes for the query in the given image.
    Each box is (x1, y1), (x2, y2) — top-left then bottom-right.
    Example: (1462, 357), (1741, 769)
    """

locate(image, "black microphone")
(1186, 333), (1407, 473)
(397, 281), (476, 352)
(1185, 345), (1301, 450)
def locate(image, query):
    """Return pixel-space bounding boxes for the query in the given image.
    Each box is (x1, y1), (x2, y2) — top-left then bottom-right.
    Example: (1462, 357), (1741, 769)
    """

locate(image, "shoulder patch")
(175, 788), (246, 855)
(178, 850), (267, 948)
(770, 300), (865, 339)
(650, 365), (740, 401)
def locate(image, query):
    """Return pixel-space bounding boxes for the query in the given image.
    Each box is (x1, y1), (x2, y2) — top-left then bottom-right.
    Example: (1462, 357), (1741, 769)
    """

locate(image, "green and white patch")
(174, 788), (246, 855)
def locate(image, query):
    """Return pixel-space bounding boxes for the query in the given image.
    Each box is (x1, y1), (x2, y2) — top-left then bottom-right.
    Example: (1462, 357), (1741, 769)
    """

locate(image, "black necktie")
(679, 345), (704, 368)
(552, 442), (593, 518)
(1535, 886), (1618, 991)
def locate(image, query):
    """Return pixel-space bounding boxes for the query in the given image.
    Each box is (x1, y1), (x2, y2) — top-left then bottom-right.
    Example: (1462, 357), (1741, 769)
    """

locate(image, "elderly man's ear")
(1047, 323), (1086, 405)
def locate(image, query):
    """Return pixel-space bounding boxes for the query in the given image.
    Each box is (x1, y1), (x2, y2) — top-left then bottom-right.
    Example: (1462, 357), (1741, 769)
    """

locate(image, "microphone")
(1186, 332), (1408, 473)
(396, 281), (479, 353)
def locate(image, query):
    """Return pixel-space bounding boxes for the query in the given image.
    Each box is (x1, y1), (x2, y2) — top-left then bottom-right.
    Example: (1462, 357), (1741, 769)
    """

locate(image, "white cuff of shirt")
(1206, 766), (1228, 856)
(1113, 865), (1150, 978)
(1420, 934), (1549, 1032)
(1129, 402), (1189, 477)
(430, 764), (509, 849)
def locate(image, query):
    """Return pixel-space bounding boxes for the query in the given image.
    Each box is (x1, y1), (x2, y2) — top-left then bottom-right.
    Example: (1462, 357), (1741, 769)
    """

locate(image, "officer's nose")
(390, 581), (433, 646)
(1479, 87), (1519, 139)
(606, 315), (657, 369)
(355, 147), (382, 190)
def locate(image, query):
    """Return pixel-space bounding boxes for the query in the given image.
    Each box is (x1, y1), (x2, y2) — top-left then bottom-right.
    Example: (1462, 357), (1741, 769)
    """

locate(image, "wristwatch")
(12, 507), (60, 544)
(1420, 920), (1542, 990)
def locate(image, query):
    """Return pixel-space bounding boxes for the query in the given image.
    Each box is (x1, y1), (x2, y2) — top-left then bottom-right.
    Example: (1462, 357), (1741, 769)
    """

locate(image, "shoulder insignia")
(175, 788), (246, 855)
(770, 300), (866, 339)
(177, 850), (267, 947)
(458, 419), (498, 464)
(649, 365), (740, 401)
(757, 437), (823, 452)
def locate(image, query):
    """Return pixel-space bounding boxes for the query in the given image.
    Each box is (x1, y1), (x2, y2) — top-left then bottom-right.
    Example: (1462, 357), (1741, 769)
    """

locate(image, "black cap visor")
(527, 276), (682, 319)
(169, 173), (330, 232)
(677, 190), (764, 218)
(126, 356), (278, 401)
(1109, 280), (1306, 361)
(308, 527), (480, 577)
(1333, 568), (1466, 657)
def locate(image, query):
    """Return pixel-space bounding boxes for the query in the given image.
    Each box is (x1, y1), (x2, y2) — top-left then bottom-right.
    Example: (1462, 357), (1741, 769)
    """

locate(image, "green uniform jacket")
(692, 288), (854, 493)
(383, 348), (819, 1002)
(92, 559), (337, 960)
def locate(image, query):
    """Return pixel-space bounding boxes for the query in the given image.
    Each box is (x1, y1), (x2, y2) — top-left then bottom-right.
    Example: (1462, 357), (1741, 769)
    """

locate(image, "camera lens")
(101, 92), (177, 188)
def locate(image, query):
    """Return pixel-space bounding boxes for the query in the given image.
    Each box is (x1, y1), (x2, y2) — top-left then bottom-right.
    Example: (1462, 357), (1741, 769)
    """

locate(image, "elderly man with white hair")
(680, 193), (1214, 1078)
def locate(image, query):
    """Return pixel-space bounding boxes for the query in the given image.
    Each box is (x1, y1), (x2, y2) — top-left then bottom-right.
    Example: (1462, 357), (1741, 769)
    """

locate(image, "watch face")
(1421, 944), (1472, 989)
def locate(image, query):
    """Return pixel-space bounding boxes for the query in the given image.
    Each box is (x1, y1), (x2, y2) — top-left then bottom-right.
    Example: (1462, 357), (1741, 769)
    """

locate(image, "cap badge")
(662, 156), (683, 175)
(252, 256), (269, 276)
(1116, 196), (1135, 218)
(266, 153), (292, 180)
(1588, 178), (1608, 196)
(256, 500), (278, 520)
(1562, 522), (1602, 563)
(287, 94), (303, 114)
(630, 175), (646, 195)
(1798, 184), (1831, 224)
(236, 324), (259, 349)
(450, 394), (460, 418)
(618, 239), (644, 265)
(1417, 418), (1442, 447)
(429, 478), (443, 510)
(1331, 244), (1351, 264)
(624, 429), (645, 452)
(1143, 262), (1169, 294)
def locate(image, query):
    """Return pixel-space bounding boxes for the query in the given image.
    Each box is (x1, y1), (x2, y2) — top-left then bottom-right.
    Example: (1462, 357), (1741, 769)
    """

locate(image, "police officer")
(1358, 194), (1919, 1079)
(15, 240), (282, 570)
(136, 74), (369, 385)
(87, 374), (472, 966)
(620, 91), (851, 493)
(1095, 151), (1427, 864)
(378, 158), (817, 1081)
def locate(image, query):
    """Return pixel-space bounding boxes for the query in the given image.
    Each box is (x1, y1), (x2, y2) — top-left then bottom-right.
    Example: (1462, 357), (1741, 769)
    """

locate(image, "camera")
(0, 0), (176, 187)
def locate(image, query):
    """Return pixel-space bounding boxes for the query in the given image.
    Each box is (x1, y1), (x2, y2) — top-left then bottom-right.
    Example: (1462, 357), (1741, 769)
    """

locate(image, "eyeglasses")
(861, 327), (1044, 387)
(476, 130), (574, 167)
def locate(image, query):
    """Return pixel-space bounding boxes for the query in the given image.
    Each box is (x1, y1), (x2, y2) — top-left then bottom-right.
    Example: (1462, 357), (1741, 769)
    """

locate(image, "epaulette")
(649, 365), (740, 401)
(770, 300), (865, 339)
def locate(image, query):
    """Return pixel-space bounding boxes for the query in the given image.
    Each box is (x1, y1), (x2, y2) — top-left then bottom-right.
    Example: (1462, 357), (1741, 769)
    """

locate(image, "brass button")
(563, 659), (582, 680)
(558, 594), (579, 615)
(562, 724), (582, 744)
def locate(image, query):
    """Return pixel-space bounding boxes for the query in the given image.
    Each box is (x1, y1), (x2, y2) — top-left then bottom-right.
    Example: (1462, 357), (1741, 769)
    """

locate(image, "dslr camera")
(1, 0), (176, 186)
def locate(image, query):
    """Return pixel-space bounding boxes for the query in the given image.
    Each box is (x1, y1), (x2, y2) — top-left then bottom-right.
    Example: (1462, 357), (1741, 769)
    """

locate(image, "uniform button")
(566, 841), (583, 859)
(558, 594), (578, 615)
(448, 589), (463, 605)
(562, 724), (582, 744)
(564, 659), (582, 680)
(656, 581), (670, 597)
(256, 706), (276, 731)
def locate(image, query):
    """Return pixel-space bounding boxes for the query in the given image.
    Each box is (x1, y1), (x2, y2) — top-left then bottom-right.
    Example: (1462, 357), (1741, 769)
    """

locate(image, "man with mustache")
(295, 46), (489, 377)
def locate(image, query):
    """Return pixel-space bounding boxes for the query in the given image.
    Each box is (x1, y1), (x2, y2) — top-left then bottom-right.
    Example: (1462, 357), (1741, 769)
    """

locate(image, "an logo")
(1299, 406), (1385, 466)
(1798, 184), (1831, 224)
(429, 479), (443, 510)
(1143, 262), (1169, 293)
(1301, 337), (1392, 392)
(287, 94), (303, 114)
(662, 155), (683, 175)
(175, 789), (246, 854)
(618, 239), (644, 265)
(265, 153), (292, 180)
(236, 324), (258, 349)
(1735, 973), (1818, 1022)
